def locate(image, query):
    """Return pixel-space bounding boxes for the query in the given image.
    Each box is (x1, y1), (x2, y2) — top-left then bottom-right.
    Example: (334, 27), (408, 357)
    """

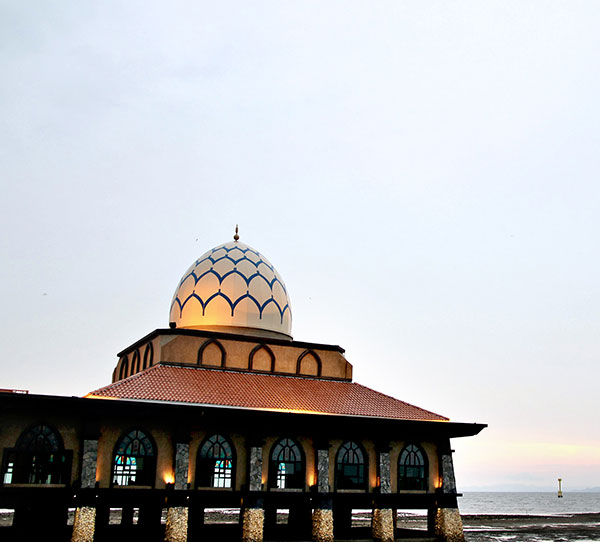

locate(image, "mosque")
(0, 231), (485, 542)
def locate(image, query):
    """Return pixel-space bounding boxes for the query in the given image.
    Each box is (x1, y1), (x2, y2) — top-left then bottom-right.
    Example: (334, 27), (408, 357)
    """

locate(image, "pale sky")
(1, 1), (599, 491)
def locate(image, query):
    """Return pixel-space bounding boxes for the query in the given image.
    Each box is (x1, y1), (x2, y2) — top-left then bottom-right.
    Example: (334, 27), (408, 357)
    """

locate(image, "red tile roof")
(86, 365), (448, 421)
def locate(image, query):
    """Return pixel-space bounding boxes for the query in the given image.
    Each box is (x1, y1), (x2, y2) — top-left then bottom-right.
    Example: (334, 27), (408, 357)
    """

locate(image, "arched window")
(249, 344), (275, 372)
(269, 438), (304, 489)
(2, 424), (71, 485)
(131, 350), (140, 375)
(112, 429), (156, 487)
(197, 339), (226, 367)
(335, 441), (366, 490)
(296, 350), (322, 376)
(398, 444), (428, 491)
(119, 356), (129, 380)
(196, 435), (234, 488)
(142, 342), (153, 370)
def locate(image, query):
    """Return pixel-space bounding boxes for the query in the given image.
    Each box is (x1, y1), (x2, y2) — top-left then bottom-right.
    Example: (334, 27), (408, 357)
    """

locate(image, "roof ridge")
(157, 362), (351, 383)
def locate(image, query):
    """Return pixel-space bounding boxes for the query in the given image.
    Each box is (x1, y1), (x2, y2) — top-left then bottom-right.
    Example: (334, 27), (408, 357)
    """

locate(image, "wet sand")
(389, 512), (600, 541)
(462, 513), (600, 542)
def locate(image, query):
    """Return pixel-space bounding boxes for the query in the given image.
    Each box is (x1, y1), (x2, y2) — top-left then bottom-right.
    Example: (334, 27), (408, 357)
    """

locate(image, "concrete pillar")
(72, 439), (98, 542)
(165, 441), (190, 542)
(373, 449), (394, 542)
(243, 445), (265, 542)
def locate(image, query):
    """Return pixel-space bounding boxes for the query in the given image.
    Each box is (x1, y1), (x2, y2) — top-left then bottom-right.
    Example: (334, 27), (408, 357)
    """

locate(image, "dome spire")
(233, 224), (240, 242)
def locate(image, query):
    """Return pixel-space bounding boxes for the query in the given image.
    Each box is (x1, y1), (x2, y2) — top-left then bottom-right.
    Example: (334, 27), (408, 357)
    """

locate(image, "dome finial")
(233, 224), (240, 242)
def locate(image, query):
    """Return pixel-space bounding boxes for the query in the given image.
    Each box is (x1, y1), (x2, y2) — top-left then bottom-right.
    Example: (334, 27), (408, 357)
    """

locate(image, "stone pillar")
(165, 506), (189, 542)
(312, 447), (333, 542)
(316, 448), (329, 493)
(242, 507), (265, 542)
(372, 508), (394, 542)
(243, 445), (265, 542)
(434, 508), (464, 542)
(165, 441), (190, 542)
(433, 444), (465, 542)
(441, 452), (457, 493)
(248, 445), (263, 491)
(312, 504), (333, 542)
(71, 507), (96, 542)
(372, 448), (394, 542)
(72, 439), (98, 542)
(81, 439), (98, 488)
(174, 442), (189, 490)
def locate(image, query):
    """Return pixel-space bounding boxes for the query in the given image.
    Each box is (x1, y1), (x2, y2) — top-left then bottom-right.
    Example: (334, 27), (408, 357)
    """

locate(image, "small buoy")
(557, 478), (563, 498)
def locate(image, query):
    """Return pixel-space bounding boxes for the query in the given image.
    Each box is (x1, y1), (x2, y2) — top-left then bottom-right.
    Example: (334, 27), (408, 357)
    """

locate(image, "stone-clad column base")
(71, 506), (96, 542)
(434, 508), (465, 542)
(242, 508), (265, 542)
(312, 508), (334, 542)
(372, 508), (394, 542)
(165, 507), (188, 542)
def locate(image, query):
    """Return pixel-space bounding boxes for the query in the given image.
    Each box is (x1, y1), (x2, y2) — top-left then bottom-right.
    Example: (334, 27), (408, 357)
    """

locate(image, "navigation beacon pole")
(557, 478), (563, 498)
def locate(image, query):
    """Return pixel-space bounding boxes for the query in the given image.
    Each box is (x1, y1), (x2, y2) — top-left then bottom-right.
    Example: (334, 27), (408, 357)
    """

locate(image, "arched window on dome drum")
(269, 438), (304, 490)
(119, 356), (129, 380)
(196, 435), (235, 488)
(398, 444), (428, 491)
(335, 441), (366, 490)
(142, 342), (153, 370)
(131, 350), (140, 375)
(1, 424), (71, 485)
(112, 429), (156, 487)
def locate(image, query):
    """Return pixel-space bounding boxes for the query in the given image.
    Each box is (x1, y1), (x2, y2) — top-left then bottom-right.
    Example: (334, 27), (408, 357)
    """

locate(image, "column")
(433, 442), (465, 542)
(165, 441), (190, 542)
(312, 446), (333, 542)
(242, 444), (265, 542)
(174, 442), (190, 490)
(72, 439), (98, 542)
(372, 446), (394, 542)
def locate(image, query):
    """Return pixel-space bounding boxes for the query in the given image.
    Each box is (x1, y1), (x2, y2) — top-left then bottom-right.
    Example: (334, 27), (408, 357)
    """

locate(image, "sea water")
(460, 492), (600, 515)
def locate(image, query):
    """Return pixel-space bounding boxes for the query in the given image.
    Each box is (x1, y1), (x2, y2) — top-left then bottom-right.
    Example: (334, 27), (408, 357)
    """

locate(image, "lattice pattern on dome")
(169, 241), (292, 337)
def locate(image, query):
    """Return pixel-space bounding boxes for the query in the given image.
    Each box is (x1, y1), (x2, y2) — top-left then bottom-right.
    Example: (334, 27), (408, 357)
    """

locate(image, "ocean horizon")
(459, 491), (600, 516)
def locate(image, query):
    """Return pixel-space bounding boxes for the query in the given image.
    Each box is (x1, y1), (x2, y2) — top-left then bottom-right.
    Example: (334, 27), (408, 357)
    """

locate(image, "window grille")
(197, 435), (234, 488)
(335, 441), (366, 490)
(112, 429), (155, 486)
(269, 438), (304, 489)
(398, 444), (428, 491)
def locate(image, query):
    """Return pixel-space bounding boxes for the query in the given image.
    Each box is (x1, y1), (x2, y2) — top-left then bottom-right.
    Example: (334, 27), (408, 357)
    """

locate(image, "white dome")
(169, 240), (292, 339)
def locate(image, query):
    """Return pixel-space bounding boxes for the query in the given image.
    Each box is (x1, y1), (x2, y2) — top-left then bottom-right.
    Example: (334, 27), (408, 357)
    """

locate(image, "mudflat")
(463, 512), (600, 542)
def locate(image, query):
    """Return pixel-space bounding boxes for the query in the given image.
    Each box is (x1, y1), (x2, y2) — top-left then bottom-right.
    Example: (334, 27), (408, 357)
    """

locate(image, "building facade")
(0, 235), (485, 542)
